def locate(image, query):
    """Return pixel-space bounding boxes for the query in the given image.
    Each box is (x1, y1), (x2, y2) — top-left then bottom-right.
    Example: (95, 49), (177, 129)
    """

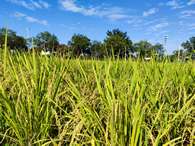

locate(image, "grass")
(0, 27), (195, 145)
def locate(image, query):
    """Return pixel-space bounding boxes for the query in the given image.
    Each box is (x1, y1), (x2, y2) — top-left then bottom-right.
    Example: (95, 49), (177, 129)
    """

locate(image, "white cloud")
(58, 0), (134, 20)
(181, 10), (195, 14)
(180, 10), (195, 18)
(147, 22), (169, 31)
(12, 12), (48, 25)
(39, 0), (50, 8)
(155, 30), (170, 36)
(187, 0), (195, 5)
(108, 14), (131, 20)
(143, 8), (158, 17)
(180, 14), (192, 18)
(144, 18), (166, 25)
(179, 21), (195, 27)
(145, 32), (151, 35)
(98, 7), (126, 17)
(189, 32), (195, 34)
(6, 0), (50, 10)
(189, 27), (195, 30)
(60, 24), (75, 30)
(125, 19), (142, 25)
(166, 0), (184, 9)
(179, 21), (184, 25)
(126, 20), (134, 24)
(7, 0), (35, 10)
(187, 23), (195, 26)
(158, 3), (164, 6)
(59, 0), (98, 15)
(30, 0), (42, 9)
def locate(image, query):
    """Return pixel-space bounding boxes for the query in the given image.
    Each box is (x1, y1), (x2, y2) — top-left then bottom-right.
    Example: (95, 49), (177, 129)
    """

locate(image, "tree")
(133, 40), (152, 58)
(104, 29), (133, 57)
(172, 49), (184, 59)
(0, 27), (27, 50)
(34, 31), (59, 50)
(181, 36), (195, 57)
(0, 34), (5, 48)
(56, 44), (68, 56)
(90, 40), (102, 57)
(68, 34), (91, 56)
(153, 43), (165, 59)
(14, 36), (27, 50)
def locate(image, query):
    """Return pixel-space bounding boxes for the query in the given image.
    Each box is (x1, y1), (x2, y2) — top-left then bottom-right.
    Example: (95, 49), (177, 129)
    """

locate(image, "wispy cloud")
(107, 14), (131, 21)
(187, 23), (195, 26)
(166, 0), (184, 9)
(30, 0), (42, 9)
(158, 3), (164, 6)
(179, 21), (195, 27)
(159, 0), (184, 9)
(39, 0), (50, 8)
(180, 10), (195, 18)
(6, 0), (50, 10)
(144, 18), (166, 25)
(7, 0), (34, 10)
(188, 27), (195, 30)
(143, 8), (158, 17)
(147, 22), (169, 31)
(12, 12), (48, 25)
(187, 0), (195, 5)
(58, 0), (134, 20)
(60, 24), (75, 30)
(181, 10), (195, 14)
(179, 21), (184, 25)
(125, 19), (142, 25)
(155, 30), (170, 36)
(126, 20), (135, 24)
(189, 31), (195, 34)
(59, 0), (100, 16)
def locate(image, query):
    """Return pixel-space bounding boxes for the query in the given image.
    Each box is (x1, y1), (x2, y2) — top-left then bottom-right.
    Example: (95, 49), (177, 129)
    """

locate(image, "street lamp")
(164, 35), (168, 55)
(26, 28), (30, 49)
(178, 45), (181, 61)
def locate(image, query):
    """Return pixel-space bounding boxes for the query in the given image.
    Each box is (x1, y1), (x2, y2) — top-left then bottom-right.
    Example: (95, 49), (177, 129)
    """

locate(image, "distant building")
(144, 57), (150, 61)
(41, 50), (50, 55)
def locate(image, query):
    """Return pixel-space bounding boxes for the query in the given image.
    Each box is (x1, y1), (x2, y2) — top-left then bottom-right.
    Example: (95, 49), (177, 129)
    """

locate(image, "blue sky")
(0, 0), (195, 54)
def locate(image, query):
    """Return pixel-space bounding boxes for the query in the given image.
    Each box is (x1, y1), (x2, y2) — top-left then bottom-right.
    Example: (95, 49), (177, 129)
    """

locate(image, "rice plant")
(0, 28), (195, 145)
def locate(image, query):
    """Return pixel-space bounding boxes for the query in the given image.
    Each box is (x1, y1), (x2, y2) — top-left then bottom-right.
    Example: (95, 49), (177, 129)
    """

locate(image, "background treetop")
(104, 29), (133, 57)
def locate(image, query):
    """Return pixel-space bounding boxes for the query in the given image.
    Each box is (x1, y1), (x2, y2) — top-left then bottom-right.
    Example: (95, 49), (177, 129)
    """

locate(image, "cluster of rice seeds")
(0, 27), (195, 145)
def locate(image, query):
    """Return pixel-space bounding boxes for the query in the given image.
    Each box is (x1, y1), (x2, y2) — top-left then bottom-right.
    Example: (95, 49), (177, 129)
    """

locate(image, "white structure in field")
(41, 50), (50, 55)
(144, 57), (150, 61)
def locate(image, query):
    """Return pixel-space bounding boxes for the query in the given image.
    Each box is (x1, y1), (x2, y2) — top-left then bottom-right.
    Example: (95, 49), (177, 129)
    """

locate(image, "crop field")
(0, 29), (195, 146)
(0, 47), (195, 145)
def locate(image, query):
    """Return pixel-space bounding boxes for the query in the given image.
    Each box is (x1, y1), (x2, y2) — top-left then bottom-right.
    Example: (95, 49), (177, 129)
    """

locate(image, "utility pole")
(178, 45), (180, 61)
(26, 28), (30, 49)
(164, 35), (168, 56)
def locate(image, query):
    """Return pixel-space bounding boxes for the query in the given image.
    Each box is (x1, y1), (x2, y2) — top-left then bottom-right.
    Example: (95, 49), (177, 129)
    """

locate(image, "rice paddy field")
(0, 29), (195, 145)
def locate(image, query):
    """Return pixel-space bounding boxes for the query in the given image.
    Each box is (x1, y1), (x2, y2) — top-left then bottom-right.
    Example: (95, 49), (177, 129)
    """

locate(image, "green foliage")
(153, 43), (165, 57)
(90, 40), (102, 57)
(133, 40), (152, 58)
(56, 44), (68, 56)
(0, 49), (195, 145)
(0, 27), (27, 50)
(181, 36), (195, 57)
(172, 49), (184, 59)
(68, 34), (91, 56)
(34, 31), (59, 49)
(0, 26), (195, 146)
(104, 29), (133, 57)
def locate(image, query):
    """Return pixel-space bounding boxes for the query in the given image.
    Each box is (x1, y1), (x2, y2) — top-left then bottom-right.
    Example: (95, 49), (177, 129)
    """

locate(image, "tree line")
(0, 27), (194, 59)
